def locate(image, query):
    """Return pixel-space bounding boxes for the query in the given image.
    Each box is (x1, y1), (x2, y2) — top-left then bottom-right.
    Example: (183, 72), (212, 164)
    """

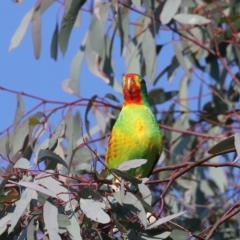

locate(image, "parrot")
(105, 73), (163, 178)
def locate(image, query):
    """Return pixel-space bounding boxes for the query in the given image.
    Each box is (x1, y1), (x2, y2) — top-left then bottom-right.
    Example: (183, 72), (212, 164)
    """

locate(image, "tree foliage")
(2, 0), (240, 239)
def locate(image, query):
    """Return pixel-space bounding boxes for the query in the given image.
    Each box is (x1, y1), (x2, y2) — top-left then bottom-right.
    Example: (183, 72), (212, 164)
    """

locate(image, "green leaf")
(173, 14), (211, 25)
(93, 108), (108, 134)
(217, 18), (240, 44)
(138, 182), (152, 205)
(32, 6), (42, 59)
(134, 194), (154, 214)
(208, 135), (235, 155)
(206, 54), (220, 82)
(132, 0), (141, 10)
(124, 39), (141, 76)
(13, 157), (30, 169)
(84, 95), (98, 138)
(57, 214), (71, 228)
(105, 93), (120, 102)
(59, 0), (86, 55)
(148, 89), (178, 105)
(146, 211), (185, 229)
(14, 94), (25, 130)
(72, 112), (82, 146)
(118, 220), (143, 232)
(115, 7), (129, 55)
(169, 229), (189, 240)
(28, 118), (40, 126)
(74, 163), (93, 175)
(100, 234), (115, 240)
(68, 32), (87, 95)
(50, 22), (58, 61)
(89, 10), (106, 55)
(9, 7), (34, 51)
(142, 28), (156, 82)
(37, 0), (55, 13)
(0, 195), (19, 202)
(110, 169), (142, 185)
(153, 65), (169, 86)
(172, 41), (191, 79)
(0, 175), (11, 202)
(89, 19), (104, 55)
(79, 188), (101, 200)
(160, 0), (181, 24)
(123, 192), (147, 227)
(145, 228), (171, 237)
(85, 34), (110, 84)
(80, 199), (110, 224)
(112, 215), (128, 233)
(142, 230), (171, 239)
(38, 149), (68, 169)
(48, 123), (64, 150)
(67, 213), (83, 240)
(117, 159), (147, 171)
(228, 76), (240, 102)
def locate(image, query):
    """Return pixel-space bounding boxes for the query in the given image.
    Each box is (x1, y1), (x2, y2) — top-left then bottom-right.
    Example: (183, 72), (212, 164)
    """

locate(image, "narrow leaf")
(51, 22), (58, 60)
(67, 213), (83, 240)
(84, 95), (98, 137)
(110, 169), (142, 184)
(8, 180), (58, 198)
(48, 123), (64, 150)
(148, 89), (178, 105)
(208, 135), (235, 155)
(8, 188), (34, 233)
(126, 194), (147, 230)
(89, 14), (105, 55)
(0, 214), (12, 235)
(234, 133), (240, 157)
(131, 0), (141, 10)
(32, 7), (42, 59)
(28, 117), (40, 126)
(173, 14), (211, 25)
(138, 183), (152, 205)
(172, 41), (191, 79)
(59, 0), (86, 55)
(43, 200), (61, 240)
(38, 149), (68, 169)
(105, 93), (120, 102)
(147, 211), (185, 229)
(68, 32), (88, 94)
(117, 159), (147, 171)
(9, 7), (34, 51)
(37, 173), (70, 202)
(14, 94), (25, 130)
(142, 29), (156, 82)
(85, 33), (110, 83)
(160, 0), (181, 24)
(74, 163), (93, 174)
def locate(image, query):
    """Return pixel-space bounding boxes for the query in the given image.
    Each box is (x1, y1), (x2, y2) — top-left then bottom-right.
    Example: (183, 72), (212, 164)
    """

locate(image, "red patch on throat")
(123, 79), (143, 105)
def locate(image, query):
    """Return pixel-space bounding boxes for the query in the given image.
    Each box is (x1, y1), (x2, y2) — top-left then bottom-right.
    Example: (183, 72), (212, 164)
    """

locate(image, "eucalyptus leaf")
(208, 135), (235, 155)
(38, 149), (68, 169)
(173, 14), (211, 25)
(110, 169), (142, 185)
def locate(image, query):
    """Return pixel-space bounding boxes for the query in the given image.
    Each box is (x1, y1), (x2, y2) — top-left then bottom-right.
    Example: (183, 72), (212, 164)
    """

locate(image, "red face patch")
(123, 74), (143, 105)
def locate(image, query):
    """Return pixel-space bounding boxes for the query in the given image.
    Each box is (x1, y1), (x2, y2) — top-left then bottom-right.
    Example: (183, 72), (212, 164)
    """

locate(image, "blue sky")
(0, 1), (176, 128)
(0, 1), (208, 155)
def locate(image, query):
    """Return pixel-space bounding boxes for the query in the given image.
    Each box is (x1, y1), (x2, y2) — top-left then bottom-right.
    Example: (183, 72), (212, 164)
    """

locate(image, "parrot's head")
(122, 73), (148, 106)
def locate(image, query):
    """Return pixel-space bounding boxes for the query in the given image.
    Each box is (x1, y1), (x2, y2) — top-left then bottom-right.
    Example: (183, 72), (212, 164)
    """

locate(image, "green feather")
(106, 74), (163, 178)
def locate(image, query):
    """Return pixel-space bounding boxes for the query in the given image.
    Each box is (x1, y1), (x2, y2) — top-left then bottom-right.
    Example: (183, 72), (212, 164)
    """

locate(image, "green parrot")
(105, 73), (163, 178)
